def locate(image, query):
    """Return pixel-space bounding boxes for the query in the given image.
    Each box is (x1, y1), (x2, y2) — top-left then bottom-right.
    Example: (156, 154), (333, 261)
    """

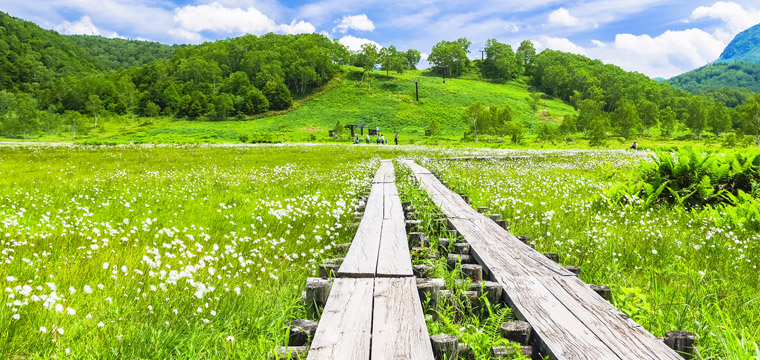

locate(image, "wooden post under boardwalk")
(430, 334), (459, 360)
(664, 331), (695, 359)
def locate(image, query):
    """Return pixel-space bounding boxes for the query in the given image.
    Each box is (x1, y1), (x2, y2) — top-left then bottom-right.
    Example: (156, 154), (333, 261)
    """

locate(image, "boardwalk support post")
(590, 284), (613, 302)
(305, 278), (331, 314)
(563, 265), (581, 277)
(664, 331), (695, 359)
(271, 346), (308, 359)
(500, 321), (532, 345)
(430, 334), (459, 360)
(461, 264), (483, 282)
(287, 320), (318, 346)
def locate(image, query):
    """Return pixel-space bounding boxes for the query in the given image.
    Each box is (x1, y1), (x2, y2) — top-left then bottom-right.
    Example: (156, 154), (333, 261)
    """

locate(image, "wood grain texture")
(376, 218), (413, 277)
(307, 278), (374, 360)
(372, 277), (435, 360)
(403, 159), (681, 360)
(374, 160), (396, 183)
(338, 182), (384, 278)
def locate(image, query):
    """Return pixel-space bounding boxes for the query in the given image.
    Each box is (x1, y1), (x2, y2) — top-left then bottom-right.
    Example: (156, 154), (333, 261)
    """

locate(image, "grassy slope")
(101, 67), (575, 144)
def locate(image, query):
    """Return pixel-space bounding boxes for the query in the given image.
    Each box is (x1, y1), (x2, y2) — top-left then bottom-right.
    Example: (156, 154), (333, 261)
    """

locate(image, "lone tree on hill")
(739, 94), (760, 147)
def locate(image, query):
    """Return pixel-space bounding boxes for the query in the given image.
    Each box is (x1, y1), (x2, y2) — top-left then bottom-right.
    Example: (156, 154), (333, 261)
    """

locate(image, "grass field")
(421, 151), (760, 359)
(2, 144), (759, 359)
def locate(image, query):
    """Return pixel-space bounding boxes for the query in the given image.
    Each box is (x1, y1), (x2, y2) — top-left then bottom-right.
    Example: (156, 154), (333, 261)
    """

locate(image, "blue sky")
(2, 0), (760, 78)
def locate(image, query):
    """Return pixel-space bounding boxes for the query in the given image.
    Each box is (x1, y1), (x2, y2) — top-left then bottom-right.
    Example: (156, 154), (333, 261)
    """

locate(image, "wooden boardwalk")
(403, 159), (682, 360)
(308, 160), (434, 360)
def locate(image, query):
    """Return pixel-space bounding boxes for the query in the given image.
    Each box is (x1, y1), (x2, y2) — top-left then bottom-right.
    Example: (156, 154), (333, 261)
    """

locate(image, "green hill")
(717, 23), (760, 63)
(666, 62), (760, 102)
(0, 11), (102, 91)
(69, 35), (182, 70)
(104, 66), (575, 143)
(666, 23), (760, 99)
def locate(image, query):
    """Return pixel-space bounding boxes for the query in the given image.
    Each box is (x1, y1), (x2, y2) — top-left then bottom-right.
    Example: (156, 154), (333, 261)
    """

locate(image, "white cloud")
(172, 2), (315, 42)
(55, 15), (126, 39)
(338, 35), (381, 52)
(690, 1), (760, 42)
(548, 7), (579, 27)
(334, 14), (375, 33)
(535, 36), (587, 56)
(55, 16), (100, 36)
(280, 20), (317, 35)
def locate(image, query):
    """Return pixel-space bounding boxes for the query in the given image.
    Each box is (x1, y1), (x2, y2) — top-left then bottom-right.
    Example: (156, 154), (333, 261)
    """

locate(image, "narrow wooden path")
(307, 160), (434, 360)
(403, 159), (682, 360)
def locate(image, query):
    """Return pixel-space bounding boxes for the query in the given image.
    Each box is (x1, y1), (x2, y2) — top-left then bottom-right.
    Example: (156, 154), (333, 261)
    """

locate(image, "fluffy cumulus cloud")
(535, 1), (760, 78)
(548, 7), (580, 27)
(171, 2), (315, 42)
(55, 16), (124, 39)
(690, 1), (760, 42)
(333, 14), (375, 33)
(338, 35), (381, 52)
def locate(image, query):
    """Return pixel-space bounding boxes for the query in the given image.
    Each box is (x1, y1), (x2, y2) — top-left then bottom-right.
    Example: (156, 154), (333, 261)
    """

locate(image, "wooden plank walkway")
(403, 159), (682, 360)
(308, 160), (434, 360)
(338, 160), (412, 278)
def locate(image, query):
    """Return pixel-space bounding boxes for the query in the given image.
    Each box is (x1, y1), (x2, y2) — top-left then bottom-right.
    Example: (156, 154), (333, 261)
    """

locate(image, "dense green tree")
(516, 40), (536, 73)
(559, 113), (577, 141)
(638, 100), (658, 136)
(659, 106), (677, 138)
(463, 102), (487, 142)
(239, 87), (269, 115)
(212, 93), (234, 121)
(612, 99), (641, 139)
(709, 102), (731, 137)
(86, 94), (103, 128)
(526, 92), (541, 133)
(588, 112), (610, 147)
(262, 81), (293, 110)
(380, 45), (406, 76)
(482, 39), (519, 81)
(428, 118), (441, 137)
(356, 43), (380, 82)
(405, 49), (421, 70)
(739, 94), (760, 147)
(685, 97), (709, 139)
(429, 38), (471, 76)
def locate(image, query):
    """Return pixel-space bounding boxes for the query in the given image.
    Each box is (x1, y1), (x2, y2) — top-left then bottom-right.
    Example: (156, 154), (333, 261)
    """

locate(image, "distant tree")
(739, 94), (760, 147)
(241, 87), (269, 115)
(334, 119), (344, 136)
(356, 43), (380, 82)
(536, 123), (557, 143)
(638, 100), (658, 136)
(86, 94), (104, 128)
(685, 97), (709, 139)
(428, 118), (441, 137)
(491, 106), (513, 142)
(213, 93), (234, 121)
(659, 106), (677, 139)
(483, 39), (519, 81)
(463, 102), (487, 142)
(559, 113), (577, 141)
(380, 45), (406, 76)
(708, 102), (731, 137)
(588, 112), (610, 147)
(262, 81), (293, 110)
(405, 49), (421, 70)
(429, 38), (470, 76)
(526, 92), (541, 133)
(144, 101), (160, 121)
(516, 40), (536, 73)
(64, 110), (87, 141)
(612, 98), (641, 140)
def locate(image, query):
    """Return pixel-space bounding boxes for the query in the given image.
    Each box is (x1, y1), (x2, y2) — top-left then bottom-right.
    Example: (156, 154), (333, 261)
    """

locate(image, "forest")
(2, 10), (760, 146)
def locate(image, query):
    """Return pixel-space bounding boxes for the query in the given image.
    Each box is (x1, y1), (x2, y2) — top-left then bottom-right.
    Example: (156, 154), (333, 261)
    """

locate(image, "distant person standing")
(631, 140), (638, 150)
(365, 134), (370, 144)
(376, 134), (380, 145)
(394, 133), (399, 145)
(381, 134), (386, 145)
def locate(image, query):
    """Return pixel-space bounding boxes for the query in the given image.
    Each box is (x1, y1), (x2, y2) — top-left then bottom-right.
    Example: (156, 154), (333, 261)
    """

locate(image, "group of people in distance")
(354, 133), (399, 145)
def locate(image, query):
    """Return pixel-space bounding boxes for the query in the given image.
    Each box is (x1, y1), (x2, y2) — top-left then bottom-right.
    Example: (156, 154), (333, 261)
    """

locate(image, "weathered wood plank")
(374, 160), (396, 183)
(338, 183), (384, 278)
(404, 159), (681, 360)
(372, 277), (435, 359)
(495, 275), (620, 360)
(543, 276), (683, 360)
(307, 278), (374, 360)
(375, 218), (413, 277)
